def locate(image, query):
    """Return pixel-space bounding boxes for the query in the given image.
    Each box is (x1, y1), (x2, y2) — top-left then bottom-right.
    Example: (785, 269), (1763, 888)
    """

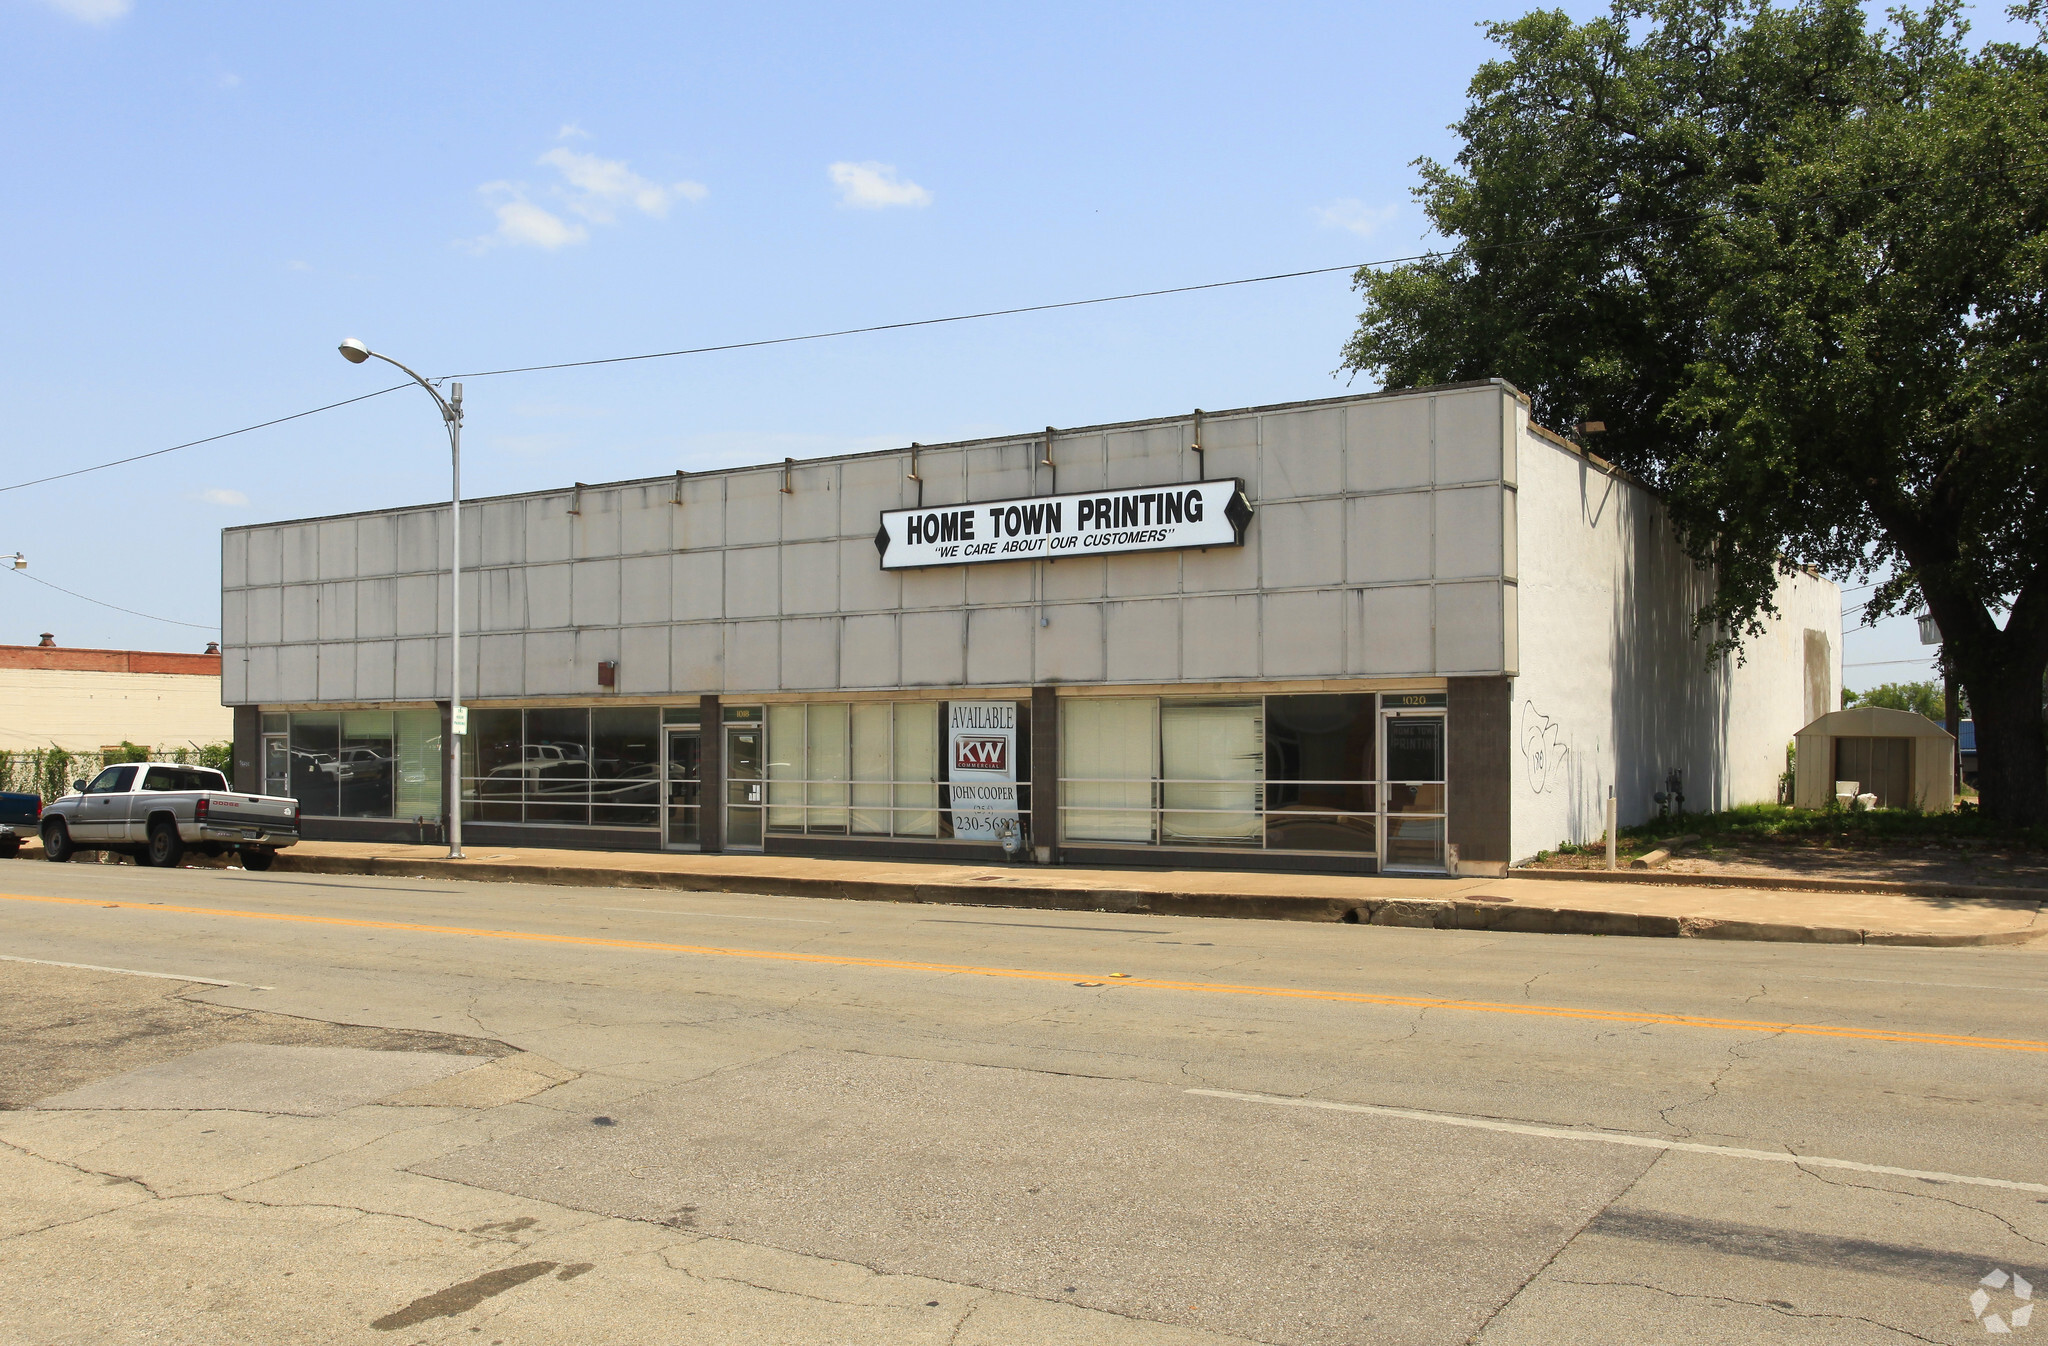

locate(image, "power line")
(0, 384), (410, 496)
(7, 567), (219, 632)
(7, 155), (2042, 498)
(1843, 656), (1938, 669)
(444, 262), (1383, 381)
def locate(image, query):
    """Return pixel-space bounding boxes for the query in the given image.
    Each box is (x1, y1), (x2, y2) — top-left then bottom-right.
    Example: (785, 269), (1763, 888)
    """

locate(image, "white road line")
(1187, 1088), (2048, 1195)
(0, 954), (271, 990)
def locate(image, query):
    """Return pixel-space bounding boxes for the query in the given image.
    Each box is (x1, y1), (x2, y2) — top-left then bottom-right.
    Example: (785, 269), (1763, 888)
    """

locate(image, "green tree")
(1341, 0), (2048, 820)
(1844, 679), (1962, 719)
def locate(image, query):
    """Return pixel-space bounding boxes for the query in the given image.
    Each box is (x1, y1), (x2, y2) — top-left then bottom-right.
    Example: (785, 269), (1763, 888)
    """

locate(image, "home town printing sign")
(874, 479), (1254, 571)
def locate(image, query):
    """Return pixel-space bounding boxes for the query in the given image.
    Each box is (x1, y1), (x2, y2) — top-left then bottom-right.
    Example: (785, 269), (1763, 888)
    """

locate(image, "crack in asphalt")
(1549, 1277), (1946, 1343)
(1655, 1028), (1788, 1139)
(1789, 1157), (2048, 1251)
(1464, 1149), (1669, 1343)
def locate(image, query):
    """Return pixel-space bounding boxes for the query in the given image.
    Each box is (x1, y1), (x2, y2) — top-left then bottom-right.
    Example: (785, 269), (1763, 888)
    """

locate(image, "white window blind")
(767, 704), (806, 829)
(1063, 698), (1158, 842)
(893, 702), (940, 836)
(850, 703), (892, 835)
(806, 703), (849, 829)
(1161, 701), (1263, 844)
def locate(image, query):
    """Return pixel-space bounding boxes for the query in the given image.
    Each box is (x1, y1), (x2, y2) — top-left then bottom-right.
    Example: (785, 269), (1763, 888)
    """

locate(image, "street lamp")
(5, 553), (24, 570)
(338, 339), (467, 859)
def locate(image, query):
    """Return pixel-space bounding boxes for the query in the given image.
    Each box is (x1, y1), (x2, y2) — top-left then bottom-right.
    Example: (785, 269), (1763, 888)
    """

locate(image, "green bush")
(38, 748), (73, 803)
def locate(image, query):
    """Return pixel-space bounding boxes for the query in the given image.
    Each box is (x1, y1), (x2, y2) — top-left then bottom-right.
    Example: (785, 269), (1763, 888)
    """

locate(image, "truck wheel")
(0, 834), (18, 860)
(241, 848), (275, 872)
(41, 820), (74, 863)
(146, 819), (185, 868)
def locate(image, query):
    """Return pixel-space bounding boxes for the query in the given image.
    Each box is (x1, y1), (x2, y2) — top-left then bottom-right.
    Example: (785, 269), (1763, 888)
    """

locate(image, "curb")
(1510, 866), (2048, 906)
(265, 853), (2045, 948)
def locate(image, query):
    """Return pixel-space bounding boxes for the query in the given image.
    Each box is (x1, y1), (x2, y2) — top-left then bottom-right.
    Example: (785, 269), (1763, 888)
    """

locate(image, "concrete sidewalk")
(229, 841), (2048, 948)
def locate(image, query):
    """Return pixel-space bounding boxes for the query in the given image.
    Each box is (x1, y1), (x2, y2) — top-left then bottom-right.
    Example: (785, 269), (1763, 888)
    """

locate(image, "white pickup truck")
(40, 762), (300, 870)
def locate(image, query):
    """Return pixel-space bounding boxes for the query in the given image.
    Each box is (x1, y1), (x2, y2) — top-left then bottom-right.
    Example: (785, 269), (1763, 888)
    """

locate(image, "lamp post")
(338, 339), (466, 859)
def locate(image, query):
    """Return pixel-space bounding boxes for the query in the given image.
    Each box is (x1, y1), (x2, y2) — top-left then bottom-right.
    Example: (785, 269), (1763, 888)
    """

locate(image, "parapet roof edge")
(224, 379), (1523, 533)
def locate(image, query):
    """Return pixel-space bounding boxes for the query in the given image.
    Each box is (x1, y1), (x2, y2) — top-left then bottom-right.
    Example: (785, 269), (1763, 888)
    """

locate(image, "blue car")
(0, 790), (40, 859)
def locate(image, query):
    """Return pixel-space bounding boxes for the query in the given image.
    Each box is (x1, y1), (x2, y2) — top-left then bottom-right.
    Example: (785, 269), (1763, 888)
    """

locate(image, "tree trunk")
(1957, 654), (2048, 825)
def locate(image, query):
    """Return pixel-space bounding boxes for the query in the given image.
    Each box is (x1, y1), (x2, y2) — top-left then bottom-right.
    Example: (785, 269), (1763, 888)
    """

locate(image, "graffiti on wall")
(1521, 701), (1570, 794)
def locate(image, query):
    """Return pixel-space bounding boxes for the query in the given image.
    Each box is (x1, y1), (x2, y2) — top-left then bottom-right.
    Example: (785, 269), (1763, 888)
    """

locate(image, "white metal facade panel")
(222, 386), (1547, 705)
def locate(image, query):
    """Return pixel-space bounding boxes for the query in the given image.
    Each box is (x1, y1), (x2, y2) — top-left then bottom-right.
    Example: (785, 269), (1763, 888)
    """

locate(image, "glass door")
(663, 729), (701, 849)
(263, 734), (288, 799)
(1381, 712), (1447, 871)
(725, 725), (765, 850)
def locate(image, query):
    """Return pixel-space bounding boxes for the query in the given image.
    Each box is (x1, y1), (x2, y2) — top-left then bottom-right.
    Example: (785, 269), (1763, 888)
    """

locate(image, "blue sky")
(0, 0), (1980, 688)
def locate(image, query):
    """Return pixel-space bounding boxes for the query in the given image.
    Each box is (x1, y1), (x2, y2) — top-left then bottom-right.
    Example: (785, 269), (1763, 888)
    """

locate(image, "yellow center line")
(7, 890), (2046, 1053)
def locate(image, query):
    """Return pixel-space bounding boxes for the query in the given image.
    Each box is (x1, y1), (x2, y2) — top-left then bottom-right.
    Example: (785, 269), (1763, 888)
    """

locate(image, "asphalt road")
(0, 859), (2043, 1345)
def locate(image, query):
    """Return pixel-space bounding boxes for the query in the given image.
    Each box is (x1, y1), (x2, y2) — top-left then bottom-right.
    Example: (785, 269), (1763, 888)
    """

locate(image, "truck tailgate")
(203, 795), (297, 829)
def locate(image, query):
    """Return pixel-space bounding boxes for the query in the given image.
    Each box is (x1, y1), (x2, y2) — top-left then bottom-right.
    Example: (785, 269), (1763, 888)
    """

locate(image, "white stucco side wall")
(1508, 411), (1838, 860)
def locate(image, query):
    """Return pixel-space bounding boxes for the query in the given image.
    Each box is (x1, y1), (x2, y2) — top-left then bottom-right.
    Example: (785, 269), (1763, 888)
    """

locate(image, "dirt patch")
(0, 960), (513, 1110)
(1525, 836), (2048, 889)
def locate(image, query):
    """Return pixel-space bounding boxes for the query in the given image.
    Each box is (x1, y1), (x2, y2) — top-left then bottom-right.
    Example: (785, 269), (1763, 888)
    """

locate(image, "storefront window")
(467, 708), (524, 822)
(1063, 698), (1158, 842)
(394, 709), (442, 819)
(592, 707), (659, 828)
(806, 703), (850, 833)
(894, 703), (940, 836)
(1063, 693), (1382, 855)
(339, 710), (395, 818)
(289, 712), (340, 816)
(767, 705), (807, 832)
(1265, 694), (1376, 853)
(522, 708), (591, 824)
(765, 701), (950, 836)
(851, 703), (892, 835)
(1161, 701), (1262, 845)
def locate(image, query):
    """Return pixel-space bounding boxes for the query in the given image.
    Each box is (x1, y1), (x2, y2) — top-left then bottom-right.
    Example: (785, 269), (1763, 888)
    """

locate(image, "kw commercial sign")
(875, 480), (1253, 570)
(947, 701), (1017, 842)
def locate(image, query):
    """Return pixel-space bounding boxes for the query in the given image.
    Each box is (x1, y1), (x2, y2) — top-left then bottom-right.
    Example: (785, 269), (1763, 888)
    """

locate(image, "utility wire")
(0, 384), (410, 495)
(1843, 656), (1938, 669)
(7, 155), (2042, 496)
(444, 262), (1380, 381)
(6, 567), (219, 632)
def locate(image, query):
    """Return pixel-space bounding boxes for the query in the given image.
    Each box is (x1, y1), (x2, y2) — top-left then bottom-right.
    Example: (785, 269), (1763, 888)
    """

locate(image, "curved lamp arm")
(338, 339), (459, 428)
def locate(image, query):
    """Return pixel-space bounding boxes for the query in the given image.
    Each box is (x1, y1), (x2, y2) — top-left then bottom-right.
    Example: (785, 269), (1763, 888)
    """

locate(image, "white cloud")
(216, 72), (241, 89)
(468, 139), (704, 251)
(538, 147), (706, 221)
(555, 122), (589, 141)
(828, 161), (932, 210)
(34, 0), (129, 23)
(196, 487), (248, 507)
(1315, 199), (1399, 238)
(476, 190), (588, 251)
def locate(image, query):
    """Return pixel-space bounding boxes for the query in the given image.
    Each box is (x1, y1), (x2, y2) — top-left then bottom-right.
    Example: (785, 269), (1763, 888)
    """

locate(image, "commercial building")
(219, 381), (1838, 874)
(0, 638), (231, 753)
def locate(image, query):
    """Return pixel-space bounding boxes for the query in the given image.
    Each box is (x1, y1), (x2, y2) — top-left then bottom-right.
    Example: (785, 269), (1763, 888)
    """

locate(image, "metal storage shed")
(1792, 707), (1955, 812)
